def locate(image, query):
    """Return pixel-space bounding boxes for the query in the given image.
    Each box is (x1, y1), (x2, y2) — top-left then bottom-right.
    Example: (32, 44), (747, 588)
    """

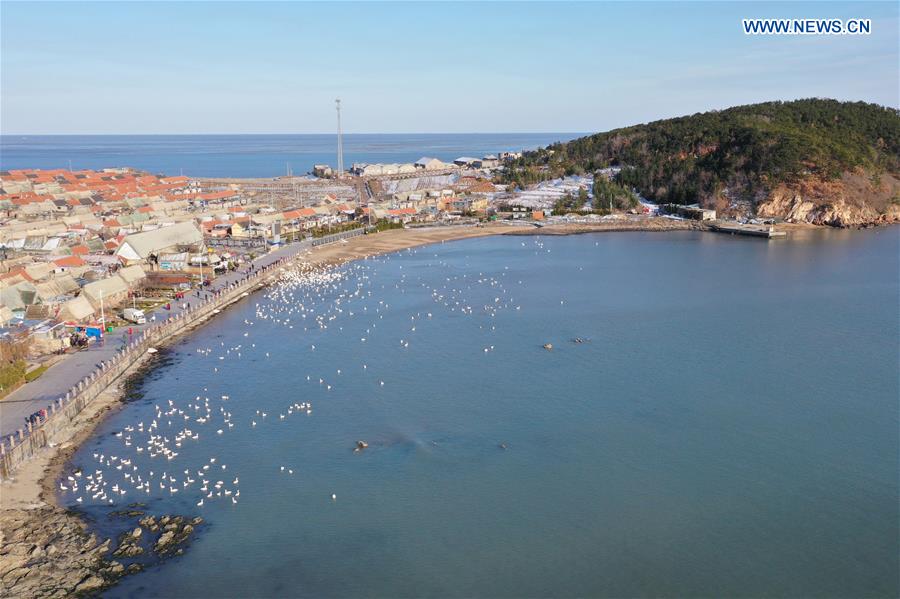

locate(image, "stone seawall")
(0, 257), (286, 480)
(0, 226), (381, 480)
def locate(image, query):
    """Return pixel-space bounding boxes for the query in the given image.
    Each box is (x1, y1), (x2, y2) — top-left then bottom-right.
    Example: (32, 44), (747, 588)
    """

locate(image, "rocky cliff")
(756, 170), (900, 226)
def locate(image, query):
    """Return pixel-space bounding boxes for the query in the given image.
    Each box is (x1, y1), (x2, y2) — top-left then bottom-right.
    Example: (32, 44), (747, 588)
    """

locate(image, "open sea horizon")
(0, 133), (580, 178)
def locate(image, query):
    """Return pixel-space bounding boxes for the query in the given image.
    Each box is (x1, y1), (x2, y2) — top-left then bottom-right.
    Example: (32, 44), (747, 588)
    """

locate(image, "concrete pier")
(710, 222), (786, 238)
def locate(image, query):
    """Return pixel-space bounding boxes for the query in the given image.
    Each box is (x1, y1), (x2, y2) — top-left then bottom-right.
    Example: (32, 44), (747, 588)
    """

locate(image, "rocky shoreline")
(0, 506), (202, 598)
(0, 350), (206, 598)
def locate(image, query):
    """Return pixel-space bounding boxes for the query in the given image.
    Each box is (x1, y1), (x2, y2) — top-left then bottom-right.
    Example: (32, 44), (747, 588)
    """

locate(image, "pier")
(710, 221), (787, 239)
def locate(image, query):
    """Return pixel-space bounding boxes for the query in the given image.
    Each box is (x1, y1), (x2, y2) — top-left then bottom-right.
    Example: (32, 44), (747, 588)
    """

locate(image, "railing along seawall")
(0, 228), (376, 479)
(0, 256), (289, 480)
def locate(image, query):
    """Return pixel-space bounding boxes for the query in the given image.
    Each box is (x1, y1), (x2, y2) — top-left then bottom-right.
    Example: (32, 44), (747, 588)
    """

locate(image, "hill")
(503, 99), (900, 226)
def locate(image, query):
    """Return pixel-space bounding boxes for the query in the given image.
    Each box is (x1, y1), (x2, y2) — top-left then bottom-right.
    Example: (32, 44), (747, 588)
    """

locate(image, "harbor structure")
(658, 204), (717, 221)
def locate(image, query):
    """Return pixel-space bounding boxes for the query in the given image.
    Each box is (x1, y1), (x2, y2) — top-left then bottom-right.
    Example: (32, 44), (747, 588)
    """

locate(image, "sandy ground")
(302, 225), (500, 266)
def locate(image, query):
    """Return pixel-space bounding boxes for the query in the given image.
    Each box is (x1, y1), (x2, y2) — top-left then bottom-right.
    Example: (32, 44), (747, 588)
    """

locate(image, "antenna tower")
(335, 98), (344, 178)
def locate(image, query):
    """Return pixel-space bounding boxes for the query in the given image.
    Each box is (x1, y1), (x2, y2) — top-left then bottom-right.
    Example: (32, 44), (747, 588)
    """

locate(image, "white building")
(414, 157), (447, 171)
(116, 221), (203, 263)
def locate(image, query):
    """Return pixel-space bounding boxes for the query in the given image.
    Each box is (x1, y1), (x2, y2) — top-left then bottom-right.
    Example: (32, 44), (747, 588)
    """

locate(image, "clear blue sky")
(1, 1), (897, 134)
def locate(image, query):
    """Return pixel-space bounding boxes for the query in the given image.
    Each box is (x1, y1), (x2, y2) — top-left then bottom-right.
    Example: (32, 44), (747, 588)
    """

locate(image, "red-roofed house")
(387, 208), (418, 224)
(54, 255), (87, 268)
(0, 268), (34, 283)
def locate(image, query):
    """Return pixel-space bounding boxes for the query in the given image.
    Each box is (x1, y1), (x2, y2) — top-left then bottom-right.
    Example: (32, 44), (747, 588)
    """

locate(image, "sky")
(1, 1), (897, 135)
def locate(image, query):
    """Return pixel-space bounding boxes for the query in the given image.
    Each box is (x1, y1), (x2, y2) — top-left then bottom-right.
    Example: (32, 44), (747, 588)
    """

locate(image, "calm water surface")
(65, 229), (899, 597)
(0, 133), (576, 177)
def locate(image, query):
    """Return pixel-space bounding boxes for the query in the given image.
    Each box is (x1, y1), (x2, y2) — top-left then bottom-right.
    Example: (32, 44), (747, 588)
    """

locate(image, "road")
(0, 239), (315, 440)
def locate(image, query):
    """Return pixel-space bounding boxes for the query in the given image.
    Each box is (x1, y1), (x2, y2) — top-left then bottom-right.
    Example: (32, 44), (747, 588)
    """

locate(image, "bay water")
(64, 229), (899, 597)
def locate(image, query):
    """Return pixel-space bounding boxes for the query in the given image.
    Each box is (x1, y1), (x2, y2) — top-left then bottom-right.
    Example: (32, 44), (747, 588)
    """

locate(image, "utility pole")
(336, 98), (344, 178)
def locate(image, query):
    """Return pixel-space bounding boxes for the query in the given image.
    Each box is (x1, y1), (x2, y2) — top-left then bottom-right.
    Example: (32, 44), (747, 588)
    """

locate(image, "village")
(0, 147), (731, 392)
(0, 155), (493, 363)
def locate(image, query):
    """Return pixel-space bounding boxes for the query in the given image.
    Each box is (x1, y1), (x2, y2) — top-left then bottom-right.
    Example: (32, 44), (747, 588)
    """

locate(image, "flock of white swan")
(60, 237), (563, 510)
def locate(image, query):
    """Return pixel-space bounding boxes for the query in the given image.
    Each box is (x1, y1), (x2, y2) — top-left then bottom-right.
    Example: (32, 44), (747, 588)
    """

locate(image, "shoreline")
(0, 223), (502, 597)
(0, 217), (855, 596)
(0, 216), (847, 503)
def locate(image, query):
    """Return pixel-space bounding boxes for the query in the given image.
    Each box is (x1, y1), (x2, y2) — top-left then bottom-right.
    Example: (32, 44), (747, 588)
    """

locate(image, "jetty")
(709, 221), (786, 239)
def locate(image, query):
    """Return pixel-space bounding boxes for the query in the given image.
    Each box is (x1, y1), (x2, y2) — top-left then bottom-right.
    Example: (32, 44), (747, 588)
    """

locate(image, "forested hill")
(504, 99), (900, 226)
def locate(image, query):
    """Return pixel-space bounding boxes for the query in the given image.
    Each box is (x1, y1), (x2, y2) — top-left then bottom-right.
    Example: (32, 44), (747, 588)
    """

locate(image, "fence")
(310, 226), (370, 247)
(0, 224), (383, 480)
(206, 237), (267, 249)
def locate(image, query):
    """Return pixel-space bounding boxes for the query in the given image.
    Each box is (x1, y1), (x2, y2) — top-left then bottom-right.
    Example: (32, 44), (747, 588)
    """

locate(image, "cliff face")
(755, 171), (900, 226)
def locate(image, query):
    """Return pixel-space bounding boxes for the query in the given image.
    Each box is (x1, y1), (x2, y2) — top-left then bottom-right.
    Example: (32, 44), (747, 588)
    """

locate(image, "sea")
(0, 133), (578, 178)
(60, 228), (899, 597)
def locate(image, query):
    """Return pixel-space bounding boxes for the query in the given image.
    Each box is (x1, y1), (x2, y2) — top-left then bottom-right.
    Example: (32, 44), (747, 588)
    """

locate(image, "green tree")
(578, 186), (588, 207)
(593, 175), (638, 211)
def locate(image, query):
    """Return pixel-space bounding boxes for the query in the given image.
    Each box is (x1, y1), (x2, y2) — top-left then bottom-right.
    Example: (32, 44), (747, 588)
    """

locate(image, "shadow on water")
(120, 349), (179, 405)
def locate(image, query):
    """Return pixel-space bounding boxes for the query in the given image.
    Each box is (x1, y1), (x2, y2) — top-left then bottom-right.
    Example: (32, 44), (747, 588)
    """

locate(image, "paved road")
(0, 239), (315, 439)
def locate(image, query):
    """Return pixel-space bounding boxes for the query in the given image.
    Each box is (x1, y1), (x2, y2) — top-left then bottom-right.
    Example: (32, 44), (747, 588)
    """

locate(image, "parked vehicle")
(122, 307), (147, 324)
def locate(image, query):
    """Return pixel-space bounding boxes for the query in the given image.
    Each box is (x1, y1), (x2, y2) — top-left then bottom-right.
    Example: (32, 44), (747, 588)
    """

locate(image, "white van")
(122, 308), (147, 324)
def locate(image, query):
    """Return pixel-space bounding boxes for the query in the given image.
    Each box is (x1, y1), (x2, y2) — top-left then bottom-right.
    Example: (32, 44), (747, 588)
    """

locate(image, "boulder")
(74, 574), (105, 594)
(154, 531), (176, 553)
(139, 516), (159, 532)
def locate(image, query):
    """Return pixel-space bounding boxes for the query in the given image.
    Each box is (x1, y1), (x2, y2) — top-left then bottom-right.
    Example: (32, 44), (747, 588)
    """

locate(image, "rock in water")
(154, 531), (176, 553)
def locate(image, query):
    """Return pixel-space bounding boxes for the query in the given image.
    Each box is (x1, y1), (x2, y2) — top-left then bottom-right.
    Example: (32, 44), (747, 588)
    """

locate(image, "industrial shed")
(34, 274), (80, 302)
(58, 295), (95, 322)
(414, 157), (447, 171)
(1, 281), (36, 312)
(81, 275), (129, 309)
(116, 221), (203, 263)
(118, 264), (147, 286)
(23, 262), (53, 281)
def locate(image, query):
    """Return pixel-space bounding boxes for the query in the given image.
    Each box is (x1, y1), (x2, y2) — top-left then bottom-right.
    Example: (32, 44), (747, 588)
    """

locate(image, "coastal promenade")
(0, 224), (500, 479)
(0, 234), (330, 441)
